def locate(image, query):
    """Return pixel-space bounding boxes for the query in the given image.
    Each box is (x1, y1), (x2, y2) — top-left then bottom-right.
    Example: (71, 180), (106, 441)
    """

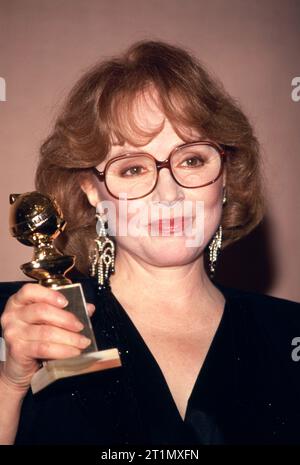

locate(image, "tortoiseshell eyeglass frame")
(91, 140), (227, 200)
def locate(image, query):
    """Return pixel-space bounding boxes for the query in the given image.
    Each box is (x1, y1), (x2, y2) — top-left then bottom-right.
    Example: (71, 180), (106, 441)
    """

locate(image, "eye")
(180, 156), (205, 168)
(120, 165), (146, 177)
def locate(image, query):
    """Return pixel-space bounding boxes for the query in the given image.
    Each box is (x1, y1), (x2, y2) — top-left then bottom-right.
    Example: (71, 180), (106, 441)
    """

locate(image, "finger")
(19, 302), (84, 332)
(23, 340), (83, 360)
(86, 303), (96, 317)
(10, 283), (69, 309)
(23, 324), (92, 350)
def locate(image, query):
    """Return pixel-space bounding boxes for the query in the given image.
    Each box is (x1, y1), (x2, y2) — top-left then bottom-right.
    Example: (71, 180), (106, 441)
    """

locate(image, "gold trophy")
(9, 191), (121, 394)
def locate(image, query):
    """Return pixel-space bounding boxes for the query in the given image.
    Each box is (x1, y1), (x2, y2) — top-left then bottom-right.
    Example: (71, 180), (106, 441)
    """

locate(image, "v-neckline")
(106, 285), (230, 424)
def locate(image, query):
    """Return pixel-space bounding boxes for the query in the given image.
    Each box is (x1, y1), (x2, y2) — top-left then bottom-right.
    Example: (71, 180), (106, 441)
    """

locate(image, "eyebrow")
(106, 149), (139, 162)
(108, 140), (200, 159)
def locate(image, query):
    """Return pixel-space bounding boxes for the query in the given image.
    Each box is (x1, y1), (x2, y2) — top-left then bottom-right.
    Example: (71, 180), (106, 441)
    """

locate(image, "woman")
(0, 40), (300, 445)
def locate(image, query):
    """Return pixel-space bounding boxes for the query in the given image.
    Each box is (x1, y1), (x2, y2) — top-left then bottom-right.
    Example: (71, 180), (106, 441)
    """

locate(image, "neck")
(108, 248), (225, 332)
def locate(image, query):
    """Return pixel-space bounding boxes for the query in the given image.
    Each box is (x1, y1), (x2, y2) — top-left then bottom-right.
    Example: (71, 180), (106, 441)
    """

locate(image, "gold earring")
(208, 225), (223, 279)
(89, 211), (115, 291)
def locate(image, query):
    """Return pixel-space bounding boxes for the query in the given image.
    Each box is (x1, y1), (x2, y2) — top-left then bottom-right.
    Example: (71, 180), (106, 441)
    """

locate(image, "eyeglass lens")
(105, 144), (222, 199)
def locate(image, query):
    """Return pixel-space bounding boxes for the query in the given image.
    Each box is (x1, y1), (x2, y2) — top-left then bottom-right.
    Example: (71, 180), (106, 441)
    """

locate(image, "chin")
(142, 240), (202, 267)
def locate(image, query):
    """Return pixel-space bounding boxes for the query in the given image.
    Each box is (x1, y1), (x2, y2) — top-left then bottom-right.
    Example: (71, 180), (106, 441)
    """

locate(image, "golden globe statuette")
(9, 191), (121, 394)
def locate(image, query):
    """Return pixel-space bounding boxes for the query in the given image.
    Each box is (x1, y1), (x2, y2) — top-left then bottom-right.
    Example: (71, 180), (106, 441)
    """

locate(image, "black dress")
(1, 277), (300, 445)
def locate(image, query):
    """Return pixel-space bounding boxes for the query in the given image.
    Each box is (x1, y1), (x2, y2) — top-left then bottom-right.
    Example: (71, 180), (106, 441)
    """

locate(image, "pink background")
(0, 0), (299, 301)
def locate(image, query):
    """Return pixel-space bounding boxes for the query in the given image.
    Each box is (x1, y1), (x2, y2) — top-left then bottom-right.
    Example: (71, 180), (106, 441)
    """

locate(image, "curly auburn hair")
(35, 40), (265, 276)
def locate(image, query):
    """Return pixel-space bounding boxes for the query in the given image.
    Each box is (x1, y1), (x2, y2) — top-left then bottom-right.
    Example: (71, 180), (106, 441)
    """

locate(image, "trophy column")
(9, 191), (122, 394)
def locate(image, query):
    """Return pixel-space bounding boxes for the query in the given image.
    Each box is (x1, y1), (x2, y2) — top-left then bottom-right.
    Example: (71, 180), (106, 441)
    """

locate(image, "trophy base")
(31, 348), (121, 394)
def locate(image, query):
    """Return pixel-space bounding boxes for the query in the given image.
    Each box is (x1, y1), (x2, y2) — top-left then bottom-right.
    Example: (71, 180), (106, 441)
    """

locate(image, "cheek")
(96, 184), (142, 233)
(112, 199), (149, 237)
(201, 187), (223, 236)
(186, 184), (222, 241)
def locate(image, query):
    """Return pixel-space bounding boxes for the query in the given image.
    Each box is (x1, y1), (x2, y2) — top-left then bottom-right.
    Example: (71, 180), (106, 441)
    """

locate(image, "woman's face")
(81, 92), (226, 268)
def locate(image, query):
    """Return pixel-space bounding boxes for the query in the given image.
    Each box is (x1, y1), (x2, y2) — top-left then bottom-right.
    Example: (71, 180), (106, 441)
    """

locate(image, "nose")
(151, 166), (184, 204)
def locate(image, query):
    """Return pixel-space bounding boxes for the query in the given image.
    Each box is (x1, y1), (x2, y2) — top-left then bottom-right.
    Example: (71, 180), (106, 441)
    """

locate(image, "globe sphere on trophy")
(9, 191), (121, 394)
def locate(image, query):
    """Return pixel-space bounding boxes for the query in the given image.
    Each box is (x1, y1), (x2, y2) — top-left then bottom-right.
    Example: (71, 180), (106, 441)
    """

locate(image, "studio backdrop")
(0, 0), (299, 301)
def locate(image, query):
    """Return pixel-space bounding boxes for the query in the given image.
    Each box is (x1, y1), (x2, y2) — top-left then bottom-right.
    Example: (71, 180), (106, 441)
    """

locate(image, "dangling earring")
(208, 187), (226, 278)
(89, 208), (115, 291)
(208, 225), (223, 279)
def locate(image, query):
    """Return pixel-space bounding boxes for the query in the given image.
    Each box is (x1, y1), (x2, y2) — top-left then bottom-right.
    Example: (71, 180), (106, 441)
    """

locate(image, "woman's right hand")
(0, 283), (95, 395)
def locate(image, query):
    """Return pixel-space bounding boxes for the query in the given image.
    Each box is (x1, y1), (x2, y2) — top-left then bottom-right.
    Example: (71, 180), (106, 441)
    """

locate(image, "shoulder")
(217, 282), (300, 323)
(216, 282), (300, 360)
(217, 283), (300, 372)
(220, 283), (300, 339)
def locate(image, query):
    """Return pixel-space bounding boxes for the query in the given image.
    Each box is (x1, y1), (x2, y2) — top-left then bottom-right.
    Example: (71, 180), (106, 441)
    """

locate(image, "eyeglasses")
(92, 141), (226, 200)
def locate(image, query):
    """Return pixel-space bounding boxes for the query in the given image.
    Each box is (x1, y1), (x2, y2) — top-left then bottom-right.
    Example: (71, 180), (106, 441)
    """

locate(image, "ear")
(80, 175), (101, 208)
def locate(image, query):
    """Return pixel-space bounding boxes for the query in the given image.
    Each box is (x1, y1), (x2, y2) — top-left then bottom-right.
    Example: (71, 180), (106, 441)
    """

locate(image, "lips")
(148, 217), (188, 234)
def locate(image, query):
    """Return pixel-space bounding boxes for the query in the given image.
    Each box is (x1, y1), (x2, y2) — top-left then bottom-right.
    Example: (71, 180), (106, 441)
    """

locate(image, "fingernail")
(79, 337), (91, 348)
(57, 296), (68, 307)
(75, 321), (84, 330)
